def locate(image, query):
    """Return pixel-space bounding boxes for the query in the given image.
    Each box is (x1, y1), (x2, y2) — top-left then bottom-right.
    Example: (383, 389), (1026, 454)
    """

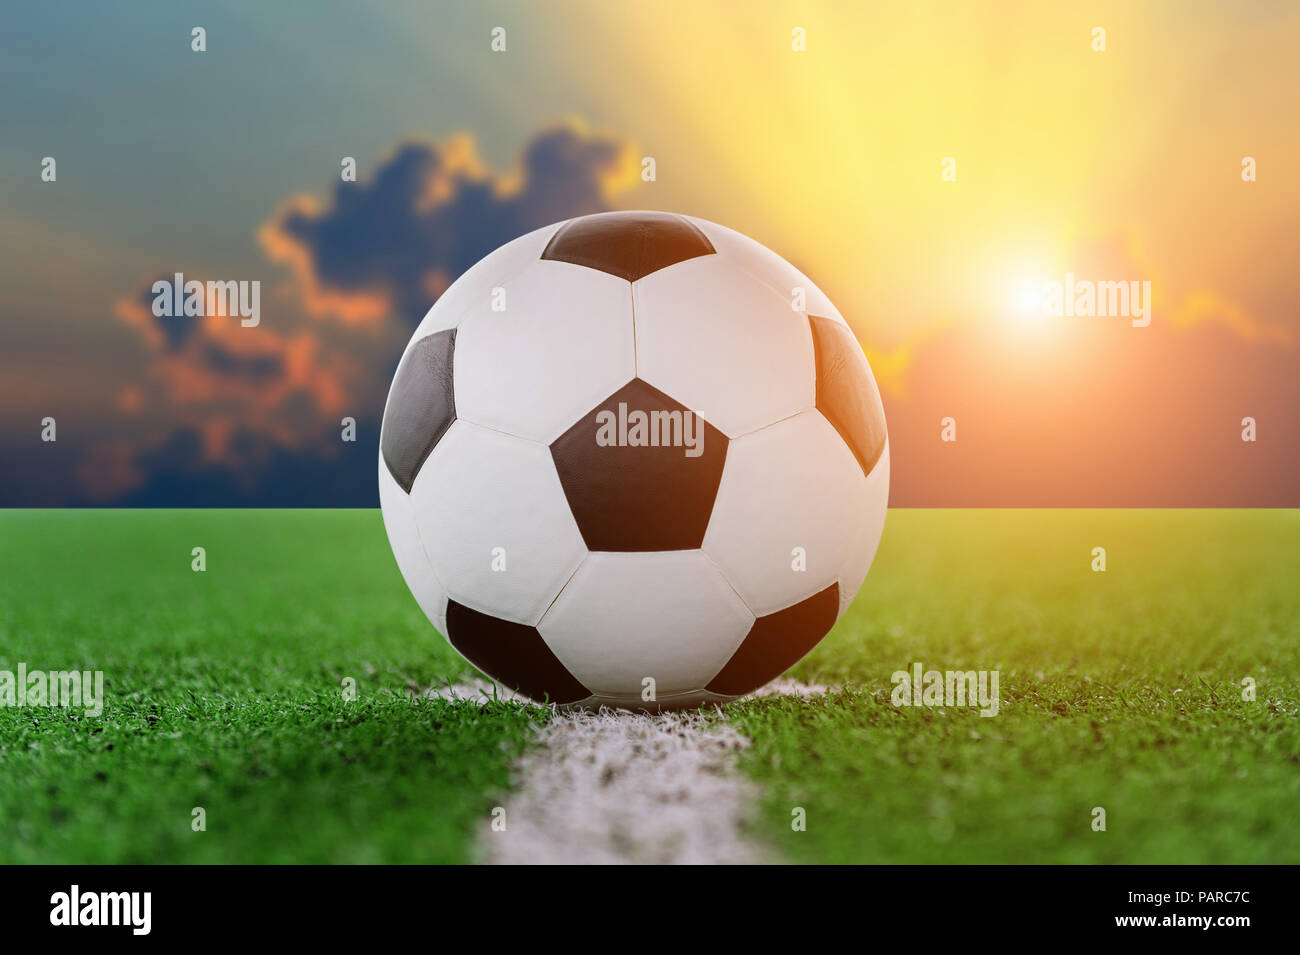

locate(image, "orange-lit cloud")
(1171, 290), (1293, 347)
(114, 280), (355, 422)
(94, 273), (366, 500)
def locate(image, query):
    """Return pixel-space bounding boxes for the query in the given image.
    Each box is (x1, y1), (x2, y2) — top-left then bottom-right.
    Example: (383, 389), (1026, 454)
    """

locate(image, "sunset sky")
(1, 0), (1296, 505)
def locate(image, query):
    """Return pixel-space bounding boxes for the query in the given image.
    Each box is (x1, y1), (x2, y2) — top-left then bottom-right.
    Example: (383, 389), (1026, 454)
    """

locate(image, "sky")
(1, 0), (1296, 506)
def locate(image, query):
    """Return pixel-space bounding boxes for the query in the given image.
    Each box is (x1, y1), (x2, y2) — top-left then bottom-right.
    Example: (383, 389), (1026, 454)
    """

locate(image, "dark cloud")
(145, 278), (199, 350)
(198, 342), (286, 384)
(259, 121), (637, 325)
(115, 275), (200, 352)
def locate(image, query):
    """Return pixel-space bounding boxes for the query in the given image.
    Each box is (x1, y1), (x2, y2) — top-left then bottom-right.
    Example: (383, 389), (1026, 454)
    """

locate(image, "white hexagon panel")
(703, 410), (867, 617)
(633, 256), (815, 438)
(453, 258), (635, 443)
(538, 550), (754, 704)
(409, 420), (586, 626)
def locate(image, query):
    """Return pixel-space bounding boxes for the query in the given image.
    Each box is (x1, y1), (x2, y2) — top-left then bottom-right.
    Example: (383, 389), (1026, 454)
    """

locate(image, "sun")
(1016, 281), (1044, 315)
(1005, 276), (1056, 332)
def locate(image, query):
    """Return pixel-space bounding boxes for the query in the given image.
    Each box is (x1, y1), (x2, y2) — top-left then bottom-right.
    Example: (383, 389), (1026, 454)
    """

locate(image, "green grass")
(729, 509), (1300, 864)
(1, 509), (1296, 864)
(0, 510), (543, 863)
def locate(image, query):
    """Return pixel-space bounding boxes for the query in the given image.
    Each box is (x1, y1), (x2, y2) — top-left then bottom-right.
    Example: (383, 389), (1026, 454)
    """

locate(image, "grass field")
(731, 510), (1300, 864)
(1, 509), (1296, 864)
(0, 510), (540, 864)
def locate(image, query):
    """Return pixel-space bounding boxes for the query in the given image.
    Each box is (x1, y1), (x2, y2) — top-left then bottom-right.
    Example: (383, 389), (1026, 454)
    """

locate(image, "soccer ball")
(379, 211), (888, 709)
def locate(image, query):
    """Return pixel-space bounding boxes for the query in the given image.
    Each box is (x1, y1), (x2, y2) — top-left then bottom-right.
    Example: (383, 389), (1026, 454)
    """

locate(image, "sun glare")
(1016, 281), (1044, 316)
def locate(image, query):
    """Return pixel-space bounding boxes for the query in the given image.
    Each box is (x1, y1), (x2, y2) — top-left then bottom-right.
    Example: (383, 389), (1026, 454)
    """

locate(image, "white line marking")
(427, 679), (832, 865)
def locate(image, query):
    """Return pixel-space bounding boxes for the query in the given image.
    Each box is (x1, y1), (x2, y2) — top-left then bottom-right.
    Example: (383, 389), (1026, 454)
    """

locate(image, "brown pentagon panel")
(445, 599), (590, 704)
(381, 329), (458, 493)
(809, 316), (887, 476)
(540, 211), (715, 282)
(706, 583), (839, 696)
(550, 378), (728, 551)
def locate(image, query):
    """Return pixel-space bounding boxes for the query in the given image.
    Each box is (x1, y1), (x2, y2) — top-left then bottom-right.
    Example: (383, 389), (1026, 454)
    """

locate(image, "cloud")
(878, 310), (1300, 506)
(97, 272), (367, 501)
(114, 278), (355, 418)
(1066, 231), (1293, 347)
(81, 122), (639, 505)
(258, 121), (639, 326)
(113, 276), (201, 352)
(1171, 289), (1293, 347)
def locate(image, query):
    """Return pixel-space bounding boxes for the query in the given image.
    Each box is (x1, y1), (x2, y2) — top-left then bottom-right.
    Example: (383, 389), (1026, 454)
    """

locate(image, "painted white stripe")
(426, 679), (831, 865)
